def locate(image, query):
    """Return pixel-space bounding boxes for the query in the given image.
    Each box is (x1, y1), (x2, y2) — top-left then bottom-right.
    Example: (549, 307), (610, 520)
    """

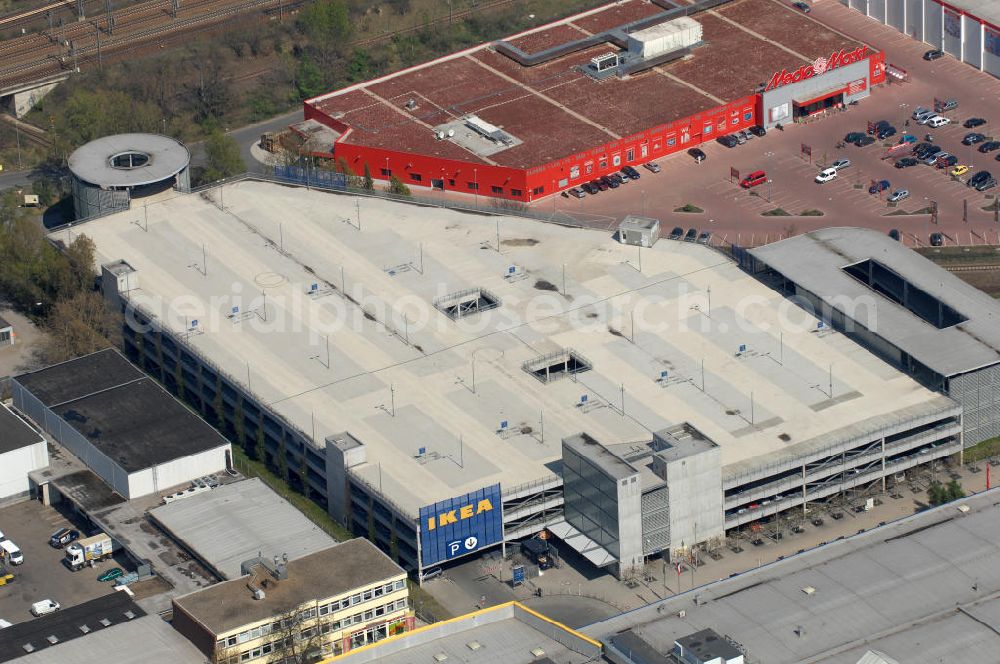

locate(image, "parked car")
(567, 187), (585, 199)
(609, 173), (625, 185)
(912, 142), (933, 154)
(934, 98), (959, 112)
(878, 126), (897, 140)
(888, 229), (901, 241)
(749, 125), (767, 137)
(951, 164), (970, 176)
(622, 165), (641, 179)
(914, 109), (937, 124)
(792, 1), (810, 12)
(976, 177), (998, 192)
(30, 600), (60, 617)
(915, 144), (941, 159)
(895, 157), (919, 168)
(617, 171), (630, 183)
(978, 141), (1000, 153)
(962, 132), (986, 145)
(844, 131), (866, 143)
(964, 117), (987, 128)
(831, 158), (851, 171)
(600, 175), (619, 189)
(688, 148), (706, 162)
(930, 232), (944, 246)
(927, 116), (951, 128)
(911, 106), (930, 120)
(669, 226), (684, 240)
(98, 567), (124, 583)
(922, 150), (946, 165)
(0, 541), (22, 566)
(898, 134), (917, 144)
(592, 178), (608, 191)
(937, 154), (958, 168)
(718, 134), (739, 148)
(887, 189), (910, 203)
(854, 135), (876, 147)
(868, 179), (890, 194)
(642, 162), (661, 173)
(968, 171), (993, 188)
(868, 120), (891, 135)
(740, 129), (755, 141)
(684, 228), (698, 242)
(581, 181), (599, 195)
(923, 49), (944, 61)
(815, 167), (838, 183)
(697, 230), (712, 244)
(49, 528), (80, 548)
(739, 170), (768, 188)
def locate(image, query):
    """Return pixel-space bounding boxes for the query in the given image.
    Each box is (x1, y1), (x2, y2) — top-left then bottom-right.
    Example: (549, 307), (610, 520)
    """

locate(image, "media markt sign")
(418, 484), (504, 566)
(765, 46), (870, 92)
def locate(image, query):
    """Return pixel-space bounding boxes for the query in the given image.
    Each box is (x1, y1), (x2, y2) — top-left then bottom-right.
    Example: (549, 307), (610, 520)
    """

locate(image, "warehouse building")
(303, 0), (885, 202)
(839, 0), (1000, 78)
(11, 349), (231, 500)
(0, 403), (48, 503)
(73, 181), (965, 578)
(747, 227), (1000, 445)
(171, 540), (411, 662)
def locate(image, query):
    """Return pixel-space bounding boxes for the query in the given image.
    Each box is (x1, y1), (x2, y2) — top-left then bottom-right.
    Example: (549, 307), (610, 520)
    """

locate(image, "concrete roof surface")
(583, 488), (1000, 664)
(150, 478), (337, 579)
(749, 227), (1000, 377)
(74, 182), (947, 511)
(68, 133), (190, 188)
(6, 614), (208, 664)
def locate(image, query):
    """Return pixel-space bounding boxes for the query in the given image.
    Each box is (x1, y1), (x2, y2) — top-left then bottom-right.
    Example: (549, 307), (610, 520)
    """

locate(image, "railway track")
(0, 112), (52, 147)
(943, 264), (1000, 272)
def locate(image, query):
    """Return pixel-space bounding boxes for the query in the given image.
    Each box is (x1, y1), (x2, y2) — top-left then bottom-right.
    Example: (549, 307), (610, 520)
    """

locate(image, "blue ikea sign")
(419, 484), (503, 567)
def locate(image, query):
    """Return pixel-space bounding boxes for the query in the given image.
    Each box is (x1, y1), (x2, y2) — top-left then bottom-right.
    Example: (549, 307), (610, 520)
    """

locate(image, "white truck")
(65, 533), (113, 571)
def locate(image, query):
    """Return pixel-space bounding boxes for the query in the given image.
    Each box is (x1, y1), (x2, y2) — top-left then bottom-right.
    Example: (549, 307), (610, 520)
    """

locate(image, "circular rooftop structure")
(68, 133), (191, 220)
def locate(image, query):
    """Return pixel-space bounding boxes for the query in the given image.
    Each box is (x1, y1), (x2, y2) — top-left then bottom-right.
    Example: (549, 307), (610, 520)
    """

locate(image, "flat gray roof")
(750, 227), (1000, 377)
(8, 613), (206, 664)
(149, 478), (337, 579)
(564, 432), (638, 480)
(73, 183), (948, 509)
(584, 488), (1000, 664)
(330, 602), (601, 664)
(68, 133), (190, 188)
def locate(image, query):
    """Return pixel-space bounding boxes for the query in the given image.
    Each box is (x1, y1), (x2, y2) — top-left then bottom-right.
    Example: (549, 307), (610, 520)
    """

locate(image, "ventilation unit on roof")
(591, 53), (619, 72)
(405, 98), (417, 110)
(435, 130), (446, 140)
(522, 348), (592, 383)
(464, 115), (513, 146)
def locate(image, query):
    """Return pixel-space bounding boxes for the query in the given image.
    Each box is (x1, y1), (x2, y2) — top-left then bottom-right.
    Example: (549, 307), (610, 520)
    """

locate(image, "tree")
(295, 57), (327, 101)
(201, 130), (245, 184)
(297, 0), (351, 49)
(40, 291), (122, 363)
(946, 479), (965, 501)
(277, 434), (289, 481)
(387, 175), (411, 196)
(254, 425), (266, 463)
(362, 163), (374, 190)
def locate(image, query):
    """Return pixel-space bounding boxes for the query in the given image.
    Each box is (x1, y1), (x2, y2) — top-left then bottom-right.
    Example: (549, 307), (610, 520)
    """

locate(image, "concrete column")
(801, 465), (807, 516)
(881, 437), (886, 493)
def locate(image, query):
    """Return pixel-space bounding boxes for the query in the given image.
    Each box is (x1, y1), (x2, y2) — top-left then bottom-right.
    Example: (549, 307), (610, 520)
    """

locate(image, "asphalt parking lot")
(0, 500), (128, 626)
(539, 0), (1000, 248)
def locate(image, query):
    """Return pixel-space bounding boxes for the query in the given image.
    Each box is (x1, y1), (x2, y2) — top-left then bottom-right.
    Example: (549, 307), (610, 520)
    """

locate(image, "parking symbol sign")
(447, 536), (479, 557)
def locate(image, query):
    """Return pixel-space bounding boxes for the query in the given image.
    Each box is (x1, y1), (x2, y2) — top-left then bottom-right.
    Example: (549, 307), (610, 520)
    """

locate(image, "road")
(0, 106), (301, 190)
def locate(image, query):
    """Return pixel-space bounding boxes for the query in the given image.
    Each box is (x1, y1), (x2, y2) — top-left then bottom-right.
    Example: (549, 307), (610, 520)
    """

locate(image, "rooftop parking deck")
(73, 182), (948, 514)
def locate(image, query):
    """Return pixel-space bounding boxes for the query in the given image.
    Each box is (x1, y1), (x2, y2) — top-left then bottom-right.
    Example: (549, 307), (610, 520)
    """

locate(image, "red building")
(305, 0), (885, 202)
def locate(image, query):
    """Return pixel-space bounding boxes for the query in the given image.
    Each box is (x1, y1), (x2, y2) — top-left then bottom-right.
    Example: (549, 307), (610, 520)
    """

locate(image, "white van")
(0, 540), (23, 565)
(927, 116), (951, 128)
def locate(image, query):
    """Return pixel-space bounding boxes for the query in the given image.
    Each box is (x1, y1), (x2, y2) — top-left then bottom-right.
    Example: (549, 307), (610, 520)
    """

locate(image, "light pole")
(384, 157), (390, 185)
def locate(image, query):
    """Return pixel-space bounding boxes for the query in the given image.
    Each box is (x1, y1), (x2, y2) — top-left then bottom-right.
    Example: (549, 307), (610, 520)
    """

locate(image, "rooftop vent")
(253, 588), (266, 601)
(466, 641), (482, 651)
(802, 586), (816, 595)
(123, 610), (136, 619)
(98, 618), (112, 627)
(433, 287), (501, 321)
(530, 647), (546, 657)
(46, 635), (59, 645)
(433, 654), (448, 662)
(522, 348), (592, 383)
(78, 625), (91, 634)
(405, 98), (417, 110)
(21, 644), (34, 653)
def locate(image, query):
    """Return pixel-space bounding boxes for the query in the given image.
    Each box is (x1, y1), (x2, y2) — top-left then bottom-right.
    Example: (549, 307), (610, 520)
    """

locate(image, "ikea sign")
(419, 484), (503, 567)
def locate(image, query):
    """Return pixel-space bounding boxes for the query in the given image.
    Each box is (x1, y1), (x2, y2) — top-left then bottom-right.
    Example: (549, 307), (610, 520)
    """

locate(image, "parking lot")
(540, 0), (1000, 248)
(0, 499), (129, 626)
